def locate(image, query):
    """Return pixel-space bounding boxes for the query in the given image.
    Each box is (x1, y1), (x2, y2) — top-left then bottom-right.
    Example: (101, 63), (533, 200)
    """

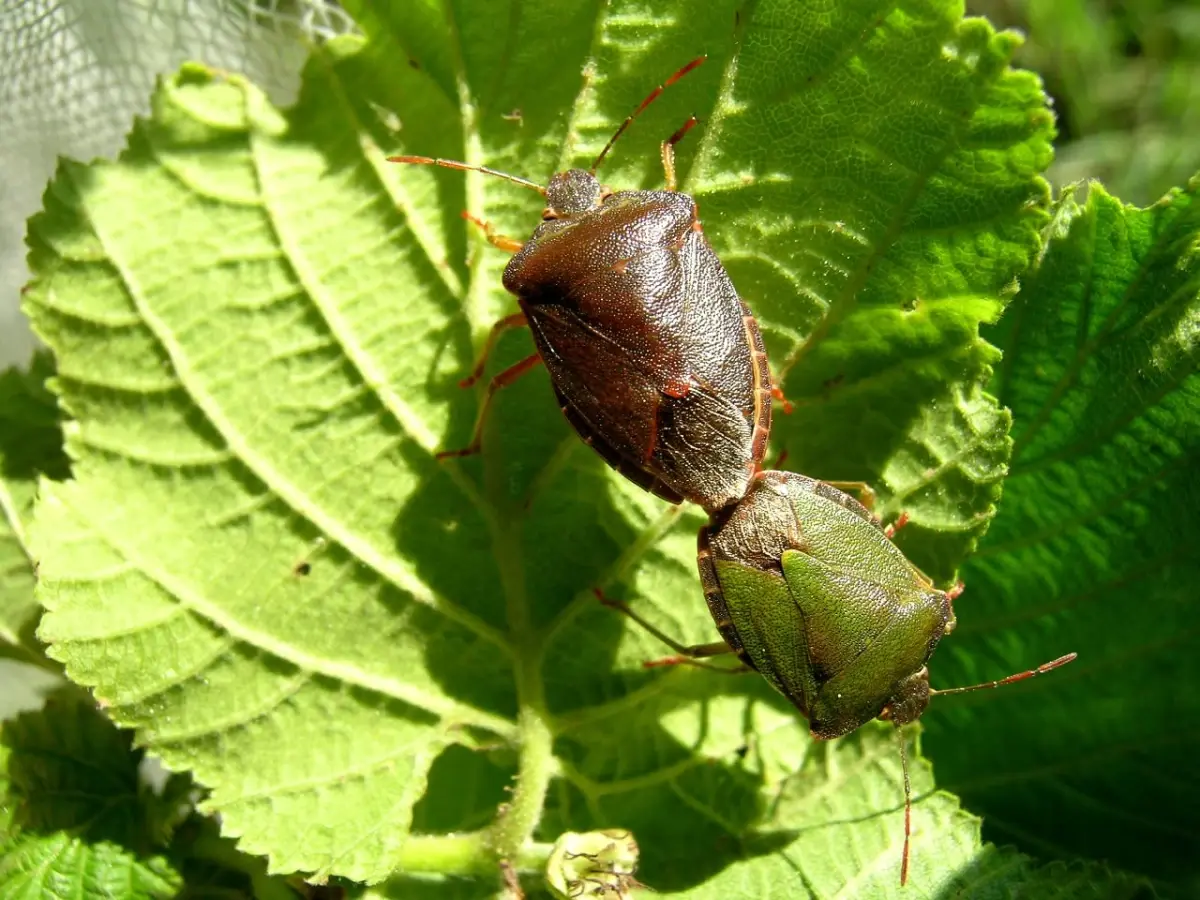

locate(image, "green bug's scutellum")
(602, 469), (1077, 886)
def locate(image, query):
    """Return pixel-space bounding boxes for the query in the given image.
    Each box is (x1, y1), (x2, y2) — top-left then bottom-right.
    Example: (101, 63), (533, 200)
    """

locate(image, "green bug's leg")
(823, 479), (879, 511)
(820, 480), (911, 539)
(593, 589), (749, 674)
(884, 510), (910, 539)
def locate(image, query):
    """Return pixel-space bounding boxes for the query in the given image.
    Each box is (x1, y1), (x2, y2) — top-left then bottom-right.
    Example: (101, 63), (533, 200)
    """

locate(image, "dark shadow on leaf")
(3, 687), (157, 855)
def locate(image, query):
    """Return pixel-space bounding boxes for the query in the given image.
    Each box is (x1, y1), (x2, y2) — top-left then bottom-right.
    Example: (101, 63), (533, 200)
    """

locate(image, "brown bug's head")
(544, 169), (606, 217)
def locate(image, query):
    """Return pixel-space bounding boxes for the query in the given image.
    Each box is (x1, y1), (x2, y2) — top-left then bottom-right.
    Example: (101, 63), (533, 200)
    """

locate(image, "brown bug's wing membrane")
(654, 387), (755, 504)
(650, 230), (764, 508)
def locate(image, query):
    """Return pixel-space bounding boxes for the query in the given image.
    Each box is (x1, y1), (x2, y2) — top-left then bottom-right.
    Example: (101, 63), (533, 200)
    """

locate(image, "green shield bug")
(603, 469), (1076, 884)
(391, 57), (780, 513)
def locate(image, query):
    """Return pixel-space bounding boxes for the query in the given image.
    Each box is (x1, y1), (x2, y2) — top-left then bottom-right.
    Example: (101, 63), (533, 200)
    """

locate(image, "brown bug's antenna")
(590, 55), (708, 174)
(930, 653), (1077, 697)
(388, 155), (547, 195)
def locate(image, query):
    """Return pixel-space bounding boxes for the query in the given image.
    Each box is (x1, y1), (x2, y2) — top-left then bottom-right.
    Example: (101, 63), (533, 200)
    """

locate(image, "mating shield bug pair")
(393, 59), (1074, 888)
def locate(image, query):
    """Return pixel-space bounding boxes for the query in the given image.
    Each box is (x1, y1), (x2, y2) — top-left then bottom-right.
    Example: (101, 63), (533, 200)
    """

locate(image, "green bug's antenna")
(898, 732), (913, 886)
(931, 653), (1077, 697)
(896, 652), (1078, 884)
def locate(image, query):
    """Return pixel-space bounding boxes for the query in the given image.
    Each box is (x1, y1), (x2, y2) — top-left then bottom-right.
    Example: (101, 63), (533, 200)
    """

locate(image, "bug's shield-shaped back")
(710, 560), (817, 718)
(780, 551), (947, 739)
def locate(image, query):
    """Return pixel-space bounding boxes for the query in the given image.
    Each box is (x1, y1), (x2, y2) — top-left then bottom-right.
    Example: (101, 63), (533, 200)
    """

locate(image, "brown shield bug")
(601, 469), (1076, 884)
(391, 57), (779, 513)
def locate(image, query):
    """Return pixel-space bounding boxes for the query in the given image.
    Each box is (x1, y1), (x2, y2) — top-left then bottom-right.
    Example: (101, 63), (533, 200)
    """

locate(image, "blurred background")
(2, 0), (1199, 372)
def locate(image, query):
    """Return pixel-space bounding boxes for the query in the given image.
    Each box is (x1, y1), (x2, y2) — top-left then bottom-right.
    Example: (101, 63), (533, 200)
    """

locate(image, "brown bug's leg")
(593, 588), (749, 673)
(459, 312), (529, 388)
(659, 116), (699, 191)
(436, 353), (542, 460)
(461, 210), (524, 253)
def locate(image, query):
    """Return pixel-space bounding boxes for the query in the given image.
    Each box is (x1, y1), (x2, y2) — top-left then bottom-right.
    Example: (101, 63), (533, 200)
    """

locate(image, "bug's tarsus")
(931, 652), (1077, 697)
(898, 729), (912, 886)
(770, 384), (794, 415)
(590, 55), (708, 174)
(388, 154), (546, 195)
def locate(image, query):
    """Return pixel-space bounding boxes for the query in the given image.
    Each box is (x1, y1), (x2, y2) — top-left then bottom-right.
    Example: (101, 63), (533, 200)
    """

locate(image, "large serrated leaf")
(18, 0), (1132, 894)
(926, 179), (1200, 891)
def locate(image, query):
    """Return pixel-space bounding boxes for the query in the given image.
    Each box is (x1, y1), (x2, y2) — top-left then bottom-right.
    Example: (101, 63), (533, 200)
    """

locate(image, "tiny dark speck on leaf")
(408, 58), (421, 70)
(294, 561), (312, 576)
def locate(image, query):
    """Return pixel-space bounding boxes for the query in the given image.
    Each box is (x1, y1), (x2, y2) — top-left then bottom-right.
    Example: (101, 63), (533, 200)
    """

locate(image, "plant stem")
(486, 515), (557, 867)
(395, 833), (553, 877)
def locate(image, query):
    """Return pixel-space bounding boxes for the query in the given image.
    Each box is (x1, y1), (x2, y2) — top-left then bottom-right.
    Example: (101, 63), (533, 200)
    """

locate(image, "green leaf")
(925, 179), (1200, 891)
(0, 692), (181, 899)
(18, 0), (1129, 894)
(0, 353), (66, 655)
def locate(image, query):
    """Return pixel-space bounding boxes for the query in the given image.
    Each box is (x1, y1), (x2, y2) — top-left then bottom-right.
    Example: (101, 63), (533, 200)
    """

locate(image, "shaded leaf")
(0, 692), (180, 899)
(0, 352), (65, 654)
(925, 179), (1200, 892)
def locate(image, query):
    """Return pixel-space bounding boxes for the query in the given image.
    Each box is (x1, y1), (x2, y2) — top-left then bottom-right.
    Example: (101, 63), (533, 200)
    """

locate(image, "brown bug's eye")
(541, 206), (558, 220)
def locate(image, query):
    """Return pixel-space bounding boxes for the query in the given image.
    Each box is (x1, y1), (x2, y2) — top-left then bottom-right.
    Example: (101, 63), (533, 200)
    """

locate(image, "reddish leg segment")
(884, 511), (910, 540)
(594, 588), (746, 673)
(461, 210), (524, 253)
(824, 480), (879, 511)
(770, 385), (794, 414)
(436, 353), (542, 460)
(459, 312), (529, 389)
(660, 116), (699, 192)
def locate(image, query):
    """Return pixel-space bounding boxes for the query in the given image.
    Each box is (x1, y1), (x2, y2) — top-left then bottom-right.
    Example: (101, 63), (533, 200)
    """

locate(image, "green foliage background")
(1, 1), (1197, 898)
